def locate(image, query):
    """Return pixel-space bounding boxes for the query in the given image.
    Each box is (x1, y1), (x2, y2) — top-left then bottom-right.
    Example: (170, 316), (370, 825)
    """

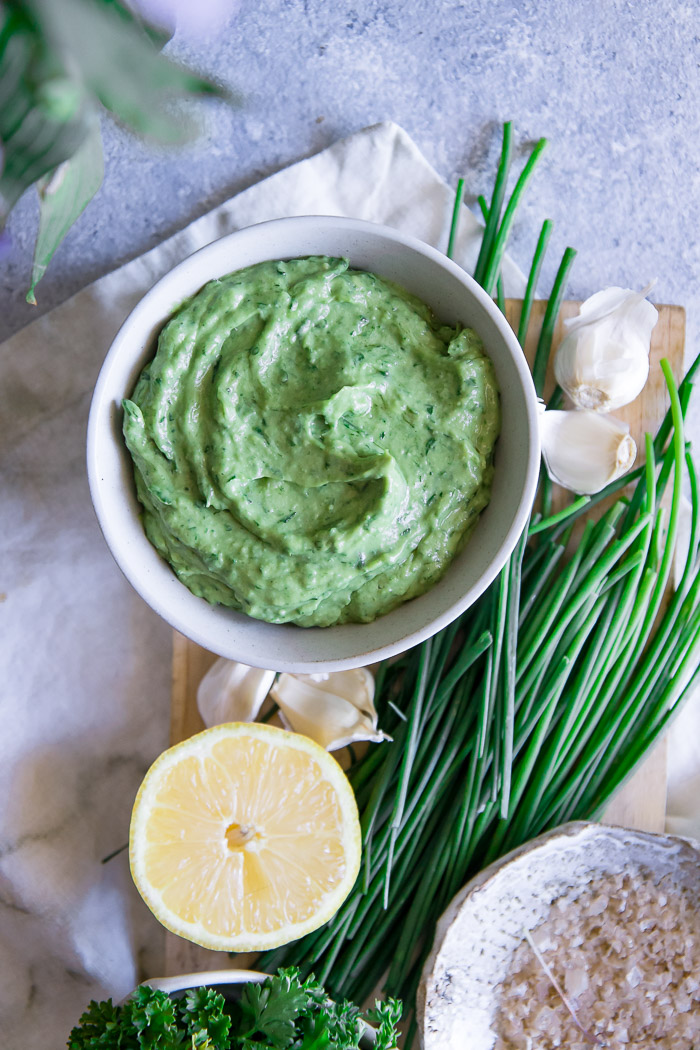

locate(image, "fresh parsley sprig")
(234, 968), (325, 1048)
(67, 968), (401, 1050)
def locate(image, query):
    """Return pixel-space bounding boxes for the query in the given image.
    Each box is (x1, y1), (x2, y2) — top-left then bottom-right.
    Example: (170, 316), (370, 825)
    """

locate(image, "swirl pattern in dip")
(123, 256), (500, 626)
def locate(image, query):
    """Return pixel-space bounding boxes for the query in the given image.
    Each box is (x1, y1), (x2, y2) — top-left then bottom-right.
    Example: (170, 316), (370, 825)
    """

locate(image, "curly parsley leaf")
(293, 1000), (363, 1050)
(67, 998), (132, 1049)
(179, 987), (231, 1050)
(128, 986), (183, 1048)
(317, 998), (363, 1047)
(68, 985), (235, 1050)
(366, 999), (402, 1050)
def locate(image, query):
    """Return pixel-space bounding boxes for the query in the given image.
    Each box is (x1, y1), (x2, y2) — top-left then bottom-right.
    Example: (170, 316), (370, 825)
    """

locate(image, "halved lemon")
(129, 722), (361, 952)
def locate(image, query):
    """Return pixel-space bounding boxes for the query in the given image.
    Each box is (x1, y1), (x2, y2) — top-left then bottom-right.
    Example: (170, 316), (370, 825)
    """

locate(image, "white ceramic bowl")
(87, 216), (539, 672)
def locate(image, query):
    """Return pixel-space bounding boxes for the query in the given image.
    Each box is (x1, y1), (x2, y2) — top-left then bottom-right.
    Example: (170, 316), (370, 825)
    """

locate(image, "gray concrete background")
(3, 0), (700, 368)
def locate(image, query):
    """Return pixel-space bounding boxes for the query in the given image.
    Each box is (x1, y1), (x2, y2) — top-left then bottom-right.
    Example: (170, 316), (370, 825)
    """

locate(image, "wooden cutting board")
(163, 300), (685, 976)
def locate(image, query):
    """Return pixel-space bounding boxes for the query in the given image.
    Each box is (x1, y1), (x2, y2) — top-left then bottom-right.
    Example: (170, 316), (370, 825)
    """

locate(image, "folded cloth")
(0, 120), (524, 1048)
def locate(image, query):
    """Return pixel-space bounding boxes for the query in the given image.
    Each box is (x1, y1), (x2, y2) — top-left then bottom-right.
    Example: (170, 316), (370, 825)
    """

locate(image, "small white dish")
(87, 215), (539, 672)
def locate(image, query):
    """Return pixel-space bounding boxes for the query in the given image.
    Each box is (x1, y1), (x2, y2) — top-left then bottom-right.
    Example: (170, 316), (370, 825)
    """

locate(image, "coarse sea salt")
(493, 868), (700, 1049)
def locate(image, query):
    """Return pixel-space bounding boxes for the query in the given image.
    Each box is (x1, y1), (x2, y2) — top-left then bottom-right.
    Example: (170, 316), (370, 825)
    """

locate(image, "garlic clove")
(539, 410), (637, 495)
(197, 657), (276, 728)
(305, 667), (376, 709)
(270, 668), (389, 751)
(554, 285), (658, 412)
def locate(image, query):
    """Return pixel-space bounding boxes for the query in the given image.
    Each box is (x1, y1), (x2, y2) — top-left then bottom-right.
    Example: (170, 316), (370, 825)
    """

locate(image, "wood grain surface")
(164, 300), (685, 976)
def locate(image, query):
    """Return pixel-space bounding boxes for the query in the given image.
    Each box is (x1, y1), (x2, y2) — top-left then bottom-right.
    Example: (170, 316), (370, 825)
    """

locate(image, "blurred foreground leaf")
(26, 117), (104, 303)
(31, 0), (224, 142)
(0, 0), (229, 300)
(0, 5), (92, 219)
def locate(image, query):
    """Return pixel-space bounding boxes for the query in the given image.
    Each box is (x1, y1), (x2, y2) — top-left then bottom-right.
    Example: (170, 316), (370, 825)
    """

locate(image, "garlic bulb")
(539, 410), (637, 495)
(270, 668), (389, 751)
(554, 285), (658, 411)
(197, 657), (275, 727)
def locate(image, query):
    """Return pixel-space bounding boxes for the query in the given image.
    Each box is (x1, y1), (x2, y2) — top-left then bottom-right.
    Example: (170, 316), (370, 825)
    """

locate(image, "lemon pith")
(129, 722), (361, 952)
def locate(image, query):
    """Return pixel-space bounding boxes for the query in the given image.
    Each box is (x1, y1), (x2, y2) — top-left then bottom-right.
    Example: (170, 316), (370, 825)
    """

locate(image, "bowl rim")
(140, 968), (266, 996)
(87, 215), (540, 671)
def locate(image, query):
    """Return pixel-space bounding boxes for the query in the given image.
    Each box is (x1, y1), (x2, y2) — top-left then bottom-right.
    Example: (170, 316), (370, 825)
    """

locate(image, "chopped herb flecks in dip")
(123, 256), (500, 626)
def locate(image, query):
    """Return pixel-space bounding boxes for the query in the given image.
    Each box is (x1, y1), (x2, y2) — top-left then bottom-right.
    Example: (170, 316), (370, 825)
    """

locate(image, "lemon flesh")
(129, 722), (361, 951)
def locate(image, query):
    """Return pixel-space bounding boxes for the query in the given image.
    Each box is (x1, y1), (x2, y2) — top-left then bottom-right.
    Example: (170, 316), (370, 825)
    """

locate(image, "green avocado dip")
(122, 256), (500, 627)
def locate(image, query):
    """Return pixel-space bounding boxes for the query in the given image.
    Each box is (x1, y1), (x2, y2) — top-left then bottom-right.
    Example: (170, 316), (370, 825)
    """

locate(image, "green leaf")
(0, 0), (230, 288)
(0, 6), (93, 220)
(300, 1000), (362, 1049)
(27, 0), (226, 143)
(238, 969), (318, 1049)
(178, 987), (231, 1050)
(365, 999), (402, 1050)
(26, 116), (103, 303)
(92, 0), (176, 48)
(295, 1012), (334, 1050)
(128, 986), (183, 1049)
(66, 998), (132, 1049)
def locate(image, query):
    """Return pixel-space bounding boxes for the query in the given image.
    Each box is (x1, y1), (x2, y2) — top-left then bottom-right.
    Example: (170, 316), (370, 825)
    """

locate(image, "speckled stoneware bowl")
(87, 215), (539, 672)
(418, 821), (700, 1049)
(139, 969), (378, 1047)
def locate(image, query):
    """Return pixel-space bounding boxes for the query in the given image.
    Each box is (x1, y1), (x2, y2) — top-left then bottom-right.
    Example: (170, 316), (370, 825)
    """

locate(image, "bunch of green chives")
(258, 125), (700, 1044)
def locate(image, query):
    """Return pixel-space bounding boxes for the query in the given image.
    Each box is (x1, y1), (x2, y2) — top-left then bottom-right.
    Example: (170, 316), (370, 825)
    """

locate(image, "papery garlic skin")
(539, 410), (637, 495)
(197, 657), (275, 728)
(271, 668), (389, 751)
(554, 286), (658, 412)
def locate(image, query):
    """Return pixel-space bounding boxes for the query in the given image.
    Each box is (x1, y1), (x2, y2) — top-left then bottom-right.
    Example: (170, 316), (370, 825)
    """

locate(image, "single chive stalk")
(473, 122), (513, 286)
(517, 218), (553, 346)
(480, 136), (549, 297)
(531, 245), (577, 396)
(446, 177), (465, 259)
